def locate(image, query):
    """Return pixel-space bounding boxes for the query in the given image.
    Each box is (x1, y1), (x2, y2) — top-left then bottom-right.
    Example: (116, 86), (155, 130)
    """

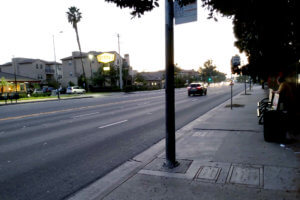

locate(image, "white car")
(66, 86), (86, 94)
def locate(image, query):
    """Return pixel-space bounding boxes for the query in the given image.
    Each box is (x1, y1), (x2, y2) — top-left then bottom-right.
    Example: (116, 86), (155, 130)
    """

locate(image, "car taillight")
(187, 87), (191, 89)
(197, 86), (202, 89)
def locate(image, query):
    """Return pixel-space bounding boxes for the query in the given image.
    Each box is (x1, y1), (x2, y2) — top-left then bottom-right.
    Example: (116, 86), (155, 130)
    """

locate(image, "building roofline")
(0, 72), (40, 82)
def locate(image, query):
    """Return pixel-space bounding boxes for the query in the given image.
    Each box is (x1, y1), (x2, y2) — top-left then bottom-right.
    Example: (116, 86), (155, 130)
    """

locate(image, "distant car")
(187, 83), (207, 96)
(42, 87), (55, 93)
(59, 87), (66, 94)
(33, 89), (43, 94)
(66, 86), (86, 94)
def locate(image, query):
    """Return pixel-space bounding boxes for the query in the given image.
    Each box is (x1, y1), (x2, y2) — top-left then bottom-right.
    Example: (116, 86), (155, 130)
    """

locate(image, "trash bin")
(263, 110), (287, 143)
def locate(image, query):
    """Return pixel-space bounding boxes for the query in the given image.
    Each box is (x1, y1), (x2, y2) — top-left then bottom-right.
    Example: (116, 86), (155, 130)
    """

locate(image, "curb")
(0, 96), (93, 106)
(67, 87), (253, 200)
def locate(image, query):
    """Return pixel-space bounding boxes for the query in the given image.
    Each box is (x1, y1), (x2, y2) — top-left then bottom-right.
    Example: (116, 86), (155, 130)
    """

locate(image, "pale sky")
(0, 0), (247, 76)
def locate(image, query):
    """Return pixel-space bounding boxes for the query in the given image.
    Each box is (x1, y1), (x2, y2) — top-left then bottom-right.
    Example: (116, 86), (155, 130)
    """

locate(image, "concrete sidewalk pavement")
(68, 85), (300, 200)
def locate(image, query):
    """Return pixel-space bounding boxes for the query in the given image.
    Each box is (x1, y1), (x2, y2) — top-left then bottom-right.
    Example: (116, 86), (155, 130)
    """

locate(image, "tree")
(109, 65), (118, 87)
(105, 0), (299, 79)
(0, 77), (10, 93)
(66, 6), (87, 90)
(105, 0), (195, 17)
(91, 68), (105, 87)
(198, 60), (226, 83)
(134, 73), (146, 85)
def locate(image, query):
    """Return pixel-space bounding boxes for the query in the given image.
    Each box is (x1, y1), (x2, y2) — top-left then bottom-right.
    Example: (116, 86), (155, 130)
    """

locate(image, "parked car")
(42, 87), (55, 93)
(66, 86), (86, 94)
(187, 83), (207, 96)
(33, 89), (43, 94)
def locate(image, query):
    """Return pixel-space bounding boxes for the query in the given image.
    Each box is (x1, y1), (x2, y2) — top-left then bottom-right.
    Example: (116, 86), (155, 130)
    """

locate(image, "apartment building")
(60, 51), (132, 87)
(0, 58), (63, 85)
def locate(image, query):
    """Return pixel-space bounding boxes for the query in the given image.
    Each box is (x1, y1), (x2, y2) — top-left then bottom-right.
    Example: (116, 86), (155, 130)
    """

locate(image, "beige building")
(0, 58), (62, 85)
(60, 51), (132, 87)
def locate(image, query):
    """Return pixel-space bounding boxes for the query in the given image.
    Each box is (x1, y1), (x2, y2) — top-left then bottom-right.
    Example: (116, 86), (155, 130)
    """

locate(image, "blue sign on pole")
(174, 0), (197, 25)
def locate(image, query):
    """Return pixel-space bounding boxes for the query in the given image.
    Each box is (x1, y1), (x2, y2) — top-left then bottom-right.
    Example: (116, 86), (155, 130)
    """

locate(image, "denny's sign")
(97, 53), (115, 63)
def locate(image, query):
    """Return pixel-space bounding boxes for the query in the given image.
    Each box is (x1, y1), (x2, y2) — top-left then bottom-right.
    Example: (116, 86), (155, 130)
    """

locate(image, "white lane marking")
(138, 102), (150, 106)
(98, 120), (128, 129)
(73, 112), (99, 118)
(191, 99), (198, 102)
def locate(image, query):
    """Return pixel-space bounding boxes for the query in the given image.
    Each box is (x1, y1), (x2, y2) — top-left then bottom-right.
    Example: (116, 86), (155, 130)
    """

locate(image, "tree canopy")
(198, 60), (226, 83)
(105, 0), (299, 79)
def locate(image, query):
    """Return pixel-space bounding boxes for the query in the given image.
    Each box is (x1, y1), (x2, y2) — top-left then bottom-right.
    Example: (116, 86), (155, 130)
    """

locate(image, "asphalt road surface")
(0, 84), (244, 200)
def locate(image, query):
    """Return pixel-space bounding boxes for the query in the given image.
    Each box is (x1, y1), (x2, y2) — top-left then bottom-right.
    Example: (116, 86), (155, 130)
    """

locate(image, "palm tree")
(66, 6), (87, 90)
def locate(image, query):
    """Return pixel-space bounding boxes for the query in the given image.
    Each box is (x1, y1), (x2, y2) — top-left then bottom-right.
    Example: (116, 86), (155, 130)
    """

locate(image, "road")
(0, 84), (244, 200)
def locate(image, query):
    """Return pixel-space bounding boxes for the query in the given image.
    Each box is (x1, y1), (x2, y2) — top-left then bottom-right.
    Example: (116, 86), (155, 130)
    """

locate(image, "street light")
(52, 31), (63, 81)
(88, 54), (94, 79)
(52, 31), (63, 99)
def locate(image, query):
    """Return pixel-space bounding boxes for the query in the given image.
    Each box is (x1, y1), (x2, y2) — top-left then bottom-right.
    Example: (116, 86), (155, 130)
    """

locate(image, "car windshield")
(190, 84), (200, 87)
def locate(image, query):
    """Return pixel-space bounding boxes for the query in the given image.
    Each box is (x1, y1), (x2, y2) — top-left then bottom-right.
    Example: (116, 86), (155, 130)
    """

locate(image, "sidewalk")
(69, 85), (300, 200)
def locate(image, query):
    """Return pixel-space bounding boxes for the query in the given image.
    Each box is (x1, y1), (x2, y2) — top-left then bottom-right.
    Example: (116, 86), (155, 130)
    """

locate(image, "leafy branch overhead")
(104, 0), (196, 17)
(105, 0), (299, 79)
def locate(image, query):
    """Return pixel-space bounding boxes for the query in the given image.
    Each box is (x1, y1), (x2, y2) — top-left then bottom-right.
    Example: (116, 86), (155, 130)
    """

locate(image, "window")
(20, 83), (25, 91)
(36, 64), (38, 69)
(70, 72), (73, 77)
(40, 64), (43, 69)
(37, 74), (43, 79)
(68, 61), (72, 66)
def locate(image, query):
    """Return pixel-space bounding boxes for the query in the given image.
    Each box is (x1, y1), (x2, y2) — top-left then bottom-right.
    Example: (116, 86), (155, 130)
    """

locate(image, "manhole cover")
(227, 164), (263, 187)
(196, 166), (221, 182)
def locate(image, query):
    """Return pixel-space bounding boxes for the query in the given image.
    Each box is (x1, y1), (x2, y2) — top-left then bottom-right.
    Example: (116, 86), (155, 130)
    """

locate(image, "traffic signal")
(208, 77), (212, 82)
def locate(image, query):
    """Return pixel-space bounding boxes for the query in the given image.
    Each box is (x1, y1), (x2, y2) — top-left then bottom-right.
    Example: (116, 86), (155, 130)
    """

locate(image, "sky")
(0, 0), (247, 76)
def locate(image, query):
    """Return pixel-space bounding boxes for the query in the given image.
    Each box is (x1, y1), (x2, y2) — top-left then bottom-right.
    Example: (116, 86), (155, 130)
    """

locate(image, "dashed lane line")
(98, 120), (128, 129)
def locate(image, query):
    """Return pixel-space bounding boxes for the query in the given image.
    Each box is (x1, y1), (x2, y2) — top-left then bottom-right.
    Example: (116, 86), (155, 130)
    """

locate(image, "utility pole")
(53, 34), (60, 99)
(230, 74), (233, 110)
(164, 0), (179, 169)
(12, 56), (18, 103)
(12, 57), (17, 93)
(117, 33), (123, 90)
(244, 75), (247, 95)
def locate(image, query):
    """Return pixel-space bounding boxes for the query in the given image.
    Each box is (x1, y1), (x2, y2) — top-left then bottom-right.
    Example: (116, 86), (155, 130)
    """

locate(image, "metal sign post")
(230, 77), (233, 110)
(164, 0), (197, 169)
(244, 75), (247, 95)
(164, 0), (179, 169)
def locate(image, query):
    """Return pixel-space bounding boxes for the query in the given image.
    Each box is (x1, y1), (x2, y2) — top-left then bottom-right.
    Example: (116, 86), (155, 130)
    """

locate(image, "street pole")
(117, 33), (123, 90)
(230, 74), (233, 110)
(12, 57), (18, 103)
(244, 75), (247, 95)
(53, 34), (60, 99)
(249, 76), (252, 91)
(88, 54), (94, 80)
(164, 0), (179, 169)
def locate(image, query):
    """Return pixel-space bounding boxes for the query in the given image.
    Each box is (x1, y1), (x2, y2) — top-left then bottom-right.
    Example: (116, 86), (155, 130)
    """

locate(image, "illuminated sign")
(103, 66), (110, 71)
(97, 53), (115, 63)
